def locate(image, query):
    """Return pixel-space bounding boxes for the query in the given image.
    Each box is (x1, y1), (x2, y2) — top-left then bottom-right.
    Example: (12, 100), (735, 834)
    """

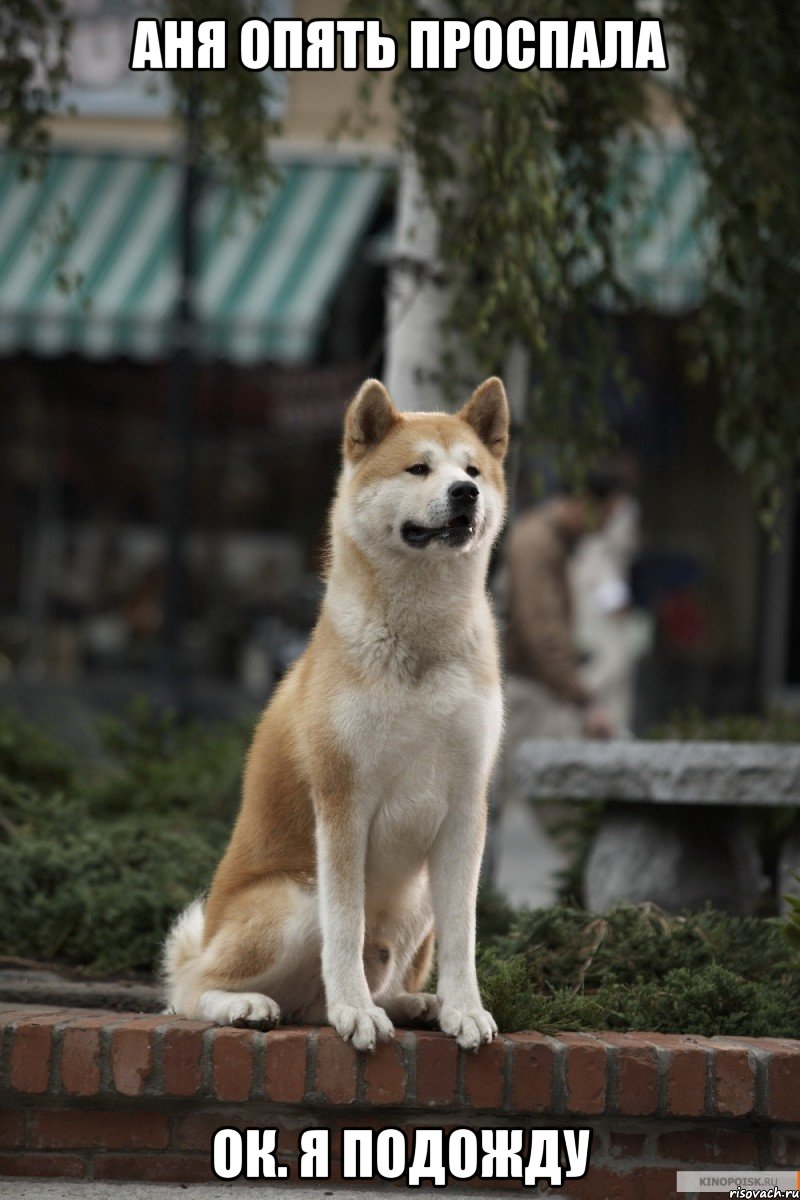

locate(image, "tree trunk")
(383, 152), (452, 412)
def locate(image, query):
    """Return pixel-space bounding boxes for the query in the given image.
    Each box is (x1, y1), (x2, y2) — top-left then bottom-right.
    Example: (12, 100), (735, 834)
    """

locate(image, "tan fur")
(163, 377), (509, 1050)
(404, 928), (436, 993)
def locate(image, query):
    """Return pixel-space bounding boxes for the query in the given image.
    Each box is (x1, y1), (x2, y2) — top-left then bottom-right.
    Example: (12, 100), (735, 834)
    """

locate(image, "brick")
(10, 1016), (63, 1093)
(415, 1032), (457, 1106)
(771, 1129), (800, 1166)
(608, 1131), (646, 1159)
(559, 1165), (649, 1200)
(94, 1153), (217, 1183)
(658, 1128), (758, 1165)
(508, 1033), (554, 1113)
(740, 1036), (800, 1053)
(328, 1115), (412, 1159)
(177, 1110), (246, 1152)
(314, 1029), (358, 1104)
(712, 1035), (781, 1052)
(0, 1106), (25, 1148)
(0, 1152), (86, 1178)
(30, 1007), (120, 1024)
(211, 1027), (254, 1102)
(13, 1003), (87, 1016)
(642, 1167), (683, 1200)
(31, 1108), (169, 1151)
(562, 1033), (606, 1115)
(274, 1111), (318, 1158)
(0, 1006), (64, 1026)
(111, 1024), (155, 1096)
(666, 1044), (708, 1118)
(712, 1047), (755, 1117)
(460, 1175), (520, 1193)
(363, 1035), (407, 1105)
(61, 1012), (121, 1032)
(162, 1022), (207, 1097)
(464, 1036), (506, 1110)
(264, 1029), (309, 1103)
(61, 1026), (103, 1097)
(603, 1034), (658, 1116)
(769, 1048), (800, 1122)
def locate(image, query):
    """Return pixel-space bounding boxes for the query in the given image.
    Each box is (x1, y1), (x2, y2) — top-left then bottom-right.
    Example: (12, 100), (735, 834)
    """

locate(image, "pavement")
(0, 965), (161, 1012)
(0, 1184), (494, 1199)
(493, 796), (566, 909)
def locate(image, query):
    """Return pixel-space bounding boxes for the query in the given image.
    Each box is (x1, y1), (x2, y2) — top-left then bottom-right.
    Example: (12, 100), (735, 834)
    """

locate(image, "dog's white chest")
(333, 662), (501, 885)
(335, 661), (496, 777)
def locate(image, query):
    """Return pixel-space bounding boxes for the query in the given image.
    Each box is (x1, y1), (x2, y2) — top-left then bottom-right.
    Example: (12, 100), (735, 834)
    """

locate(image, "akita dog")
(163, 376), (509, 1051)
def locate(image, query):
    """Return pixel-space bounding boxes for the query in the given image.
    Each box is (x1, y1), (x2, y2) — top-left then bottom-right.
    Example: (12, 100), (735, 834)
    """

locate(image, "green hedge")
(475, 891), (800, 1038)
(0, 702), (247, 974)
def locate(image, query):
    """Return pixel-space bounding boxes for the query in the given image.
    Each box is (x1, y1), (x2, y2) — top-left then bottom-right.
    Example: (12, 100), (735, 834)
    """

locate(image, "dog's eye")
(466, 465), (480, 478)
(406, 463), (430, 476)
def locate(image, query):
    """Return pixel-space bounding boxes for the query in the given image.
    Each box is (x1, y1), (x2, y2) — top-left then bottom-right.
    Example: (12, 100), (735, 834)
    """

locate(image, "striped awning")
(0, 151), (389, 363)
(611, 133), (711, 313)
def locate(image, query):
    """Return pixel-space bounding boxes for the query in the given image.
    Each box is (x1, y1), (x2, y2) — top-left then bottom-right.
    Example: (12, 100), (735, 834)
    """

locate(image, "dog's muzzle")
(401, 482), (480, 548)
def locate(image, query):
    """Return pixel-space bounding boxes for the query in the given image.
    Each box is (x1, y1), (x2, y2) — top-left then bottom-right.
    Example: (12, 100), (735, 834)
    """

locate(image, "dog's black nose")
(448, 480), (479, 508)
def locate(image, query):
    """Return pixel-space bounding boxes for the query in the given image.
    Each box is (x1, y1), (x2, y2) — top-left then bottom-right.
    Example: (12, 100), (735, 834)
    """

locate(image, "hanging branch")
(362, 0), (649, 485)
(0, 0), (71, 168)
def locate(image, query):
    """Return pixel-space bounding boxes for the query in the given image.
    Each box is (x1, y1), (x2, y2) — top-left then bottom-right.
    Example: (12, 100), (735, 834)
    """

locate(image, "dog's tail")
(161, 898), (206, 1014)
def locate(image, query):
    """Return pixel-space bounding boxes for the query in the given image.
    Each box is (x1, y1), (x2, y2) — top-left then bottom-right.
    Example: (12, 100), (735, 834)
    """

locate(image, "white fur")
(161, 897), (204, 993)
(199, 989), (280, 1027)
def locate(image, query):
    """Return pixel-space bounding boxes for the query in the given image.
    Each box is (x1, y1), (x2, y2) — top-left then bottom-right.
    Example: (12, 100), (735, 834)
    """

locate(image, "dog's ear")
(344, 379), (400, 462)
(459, 377), (509, 460)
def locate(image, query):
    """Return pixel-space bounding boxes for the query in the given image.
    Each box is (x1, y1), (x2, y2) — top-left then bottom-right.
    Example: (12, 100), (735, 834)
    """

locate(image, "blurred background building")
(0, 0), (796, 729)
(0, 0), (399, 718)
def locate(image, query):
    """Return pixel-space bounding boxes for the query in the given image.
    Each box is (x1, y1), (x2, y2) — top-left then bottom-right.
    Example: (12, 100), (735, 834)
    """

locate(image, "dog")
(163, 376), (509, 1051)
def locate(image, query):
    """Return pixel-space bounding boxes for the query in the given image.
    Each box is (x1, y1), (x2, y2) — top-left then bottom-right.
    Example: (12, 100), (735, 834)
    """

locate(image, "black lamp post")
(160, 83), (203, 714)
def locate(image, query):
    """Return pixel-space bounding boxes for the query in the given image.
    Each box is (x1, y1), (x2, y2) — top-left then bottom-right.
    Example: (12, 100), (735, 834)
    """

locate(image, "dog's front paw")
(438, 1002), (497, 1050)
(329, 1003), (394, 1051)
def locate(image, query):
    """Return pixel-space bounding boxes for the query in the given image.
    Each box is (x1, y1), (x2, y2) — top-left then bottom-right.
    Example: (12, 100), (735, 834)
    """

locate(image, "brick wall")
(1, 1004), (799, 1196)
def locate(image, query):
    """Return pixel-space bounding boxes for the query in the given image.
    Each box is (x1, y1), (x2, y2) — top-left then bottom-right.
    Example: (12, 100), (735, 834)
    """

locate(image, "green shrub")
(0, 707), (74, 791)
(648, 706), (800, 743)
(0, 812), (226, 974)
(785, 873), (800, 954)
(0, 701), (245, 975)
(475, 903), (800, 1037)
(479, 958), (800, 1040)
(90, 697), (248, 820)
(493, 903), (794, 990)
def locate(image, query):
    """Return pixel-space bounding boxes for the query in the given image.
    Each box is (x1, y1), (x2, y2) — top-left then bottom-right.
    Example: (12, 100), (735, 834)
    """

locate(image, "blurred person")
(570, 490), (653, 733)
(489, 469), (628, 908)
(503, 469), (627, 744)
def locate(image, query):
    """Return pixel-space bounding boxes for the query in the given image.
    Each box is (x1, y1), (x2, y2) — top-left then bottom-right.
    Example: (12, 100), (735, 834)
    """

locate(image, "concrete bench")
(516, 739), (800, 914)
